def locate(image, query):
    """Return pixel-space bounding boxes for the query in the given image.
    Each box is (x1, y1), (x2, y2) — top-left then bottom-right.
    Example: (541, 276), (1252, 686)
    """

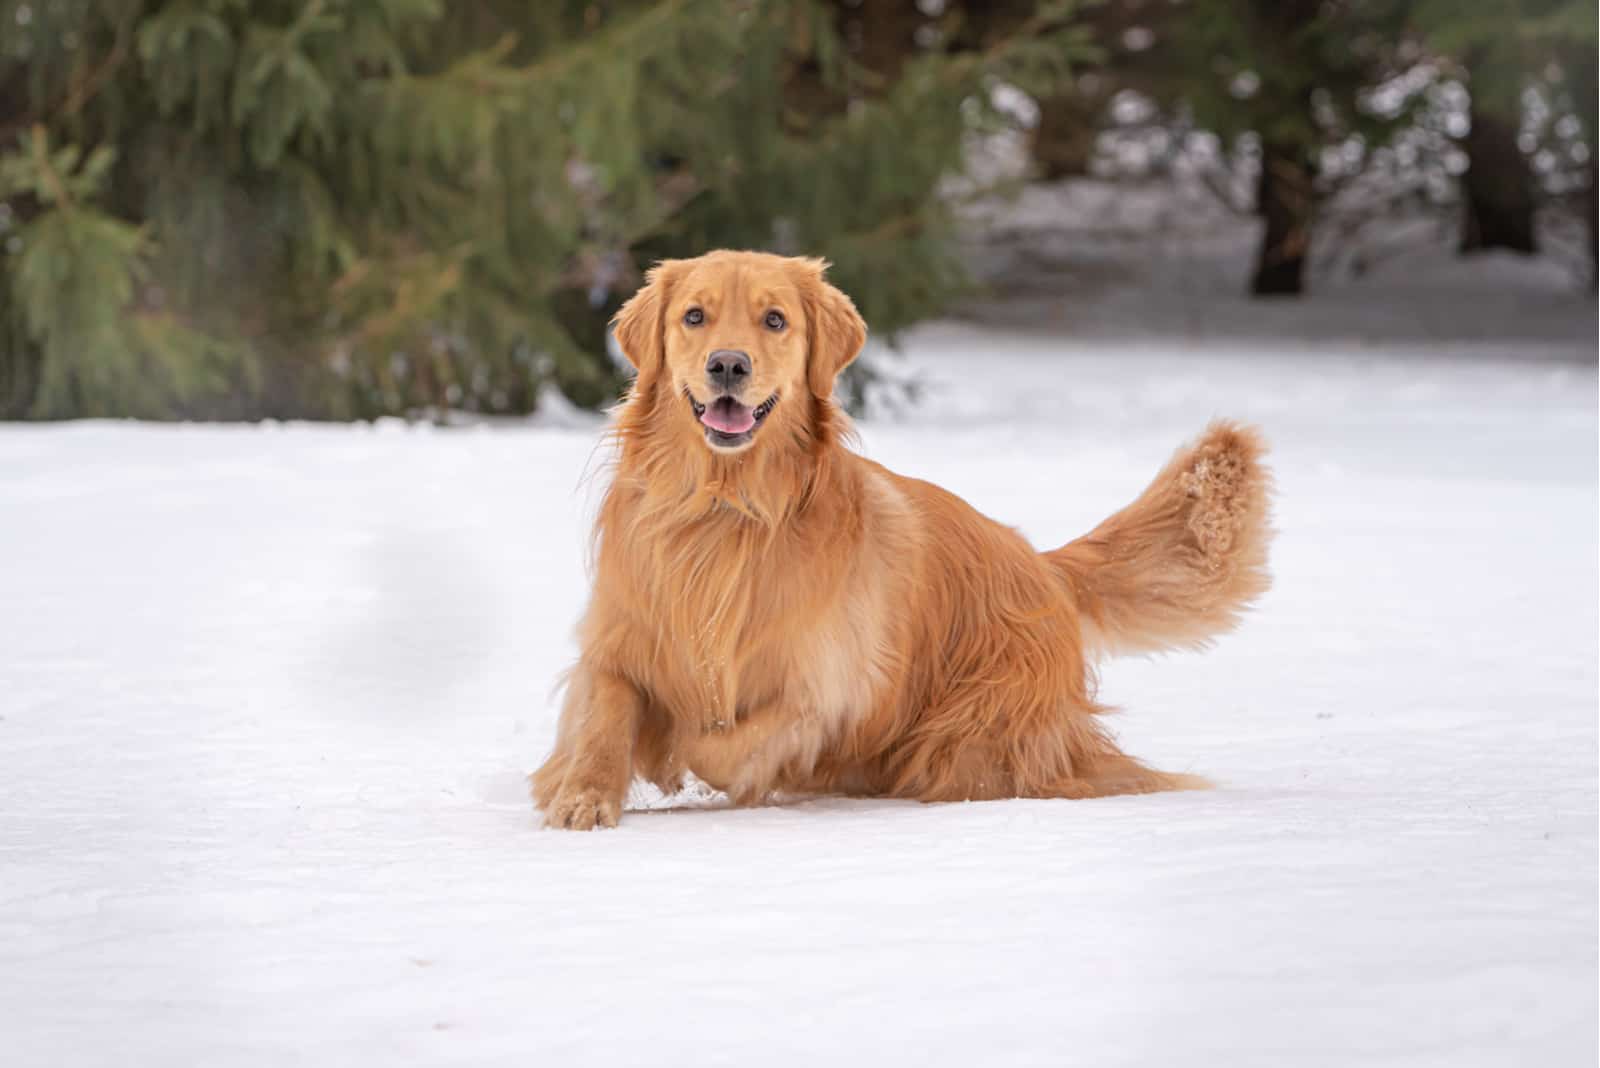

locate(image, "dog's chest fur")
(595, 464), (916, 774)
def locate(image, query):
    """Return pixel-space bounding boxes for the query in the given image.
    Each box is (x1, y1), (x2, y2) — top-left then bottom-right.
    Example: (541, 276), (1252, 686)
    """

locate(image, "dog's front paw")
(542, 786), (622, 831)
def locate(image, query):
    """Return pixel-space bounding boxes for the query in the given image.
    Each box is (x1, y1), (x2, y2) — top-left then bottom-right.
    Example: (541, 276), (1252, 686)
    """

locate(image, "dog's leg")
(676, 702), (816, 805)
(723, 711), (816, 805)
(885, 688), (1210, 803)
(531, 667), (643, 830)
(1030, 753), (1211, 799)
(677, 704), (784, 802)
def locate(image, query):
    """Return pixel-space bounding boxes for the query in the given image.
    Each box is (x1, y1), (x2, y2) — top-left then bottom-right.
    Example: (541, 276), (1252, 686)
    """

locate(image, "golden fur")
(532, 250), (1274, 829)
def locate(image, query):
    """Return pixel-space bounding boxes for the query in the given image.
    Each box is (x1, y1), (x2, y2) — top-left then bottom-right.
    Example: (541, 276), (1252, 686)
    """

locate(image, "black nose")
(705, 349), (751, 393)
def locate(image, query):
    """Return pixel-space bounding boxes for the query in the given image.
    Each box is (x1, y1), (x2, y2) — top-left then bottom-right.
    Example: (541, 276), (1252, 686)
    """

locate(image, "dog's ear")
(800, 259), (867, 400)
(611, 260), (685, 380)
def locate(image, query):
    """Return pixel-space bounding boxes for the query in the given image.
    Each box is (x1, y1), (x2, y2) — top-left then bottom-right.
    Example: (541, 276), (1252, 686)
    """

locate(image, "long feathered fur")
(532, 251), (1274, 829)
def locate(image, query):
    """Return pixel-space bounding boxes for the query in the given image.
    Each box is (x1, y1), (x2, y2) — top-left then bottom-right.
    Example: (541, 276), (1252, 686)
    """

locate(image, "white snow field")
(2, 319), (1596, 1063)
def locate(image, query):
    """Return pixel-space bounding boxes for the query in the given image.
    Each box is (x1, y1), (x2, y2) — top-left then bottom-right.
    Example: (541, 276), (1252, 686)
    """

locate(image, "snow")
(954, 177), (1598, 345)
(2, 257), (1596, 1064)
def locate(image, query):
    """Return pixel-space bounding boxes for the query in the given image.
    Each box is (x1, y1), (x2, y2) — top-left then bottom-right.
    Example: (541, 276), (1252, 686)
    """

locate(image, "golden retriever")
(532, 250), (1272, 829)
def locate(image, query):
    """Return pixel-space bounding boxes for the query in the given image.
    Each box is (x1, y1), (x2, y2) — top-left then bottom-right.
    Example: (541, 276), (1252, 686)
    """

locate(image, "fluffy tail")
(1048, 421), (1274, 658)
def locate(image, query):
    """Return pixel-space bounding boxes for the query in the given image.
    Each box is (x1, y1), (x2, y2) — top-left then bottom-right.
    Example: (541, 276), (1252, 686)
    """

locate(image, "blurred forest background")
(0, 0), (1594, 421)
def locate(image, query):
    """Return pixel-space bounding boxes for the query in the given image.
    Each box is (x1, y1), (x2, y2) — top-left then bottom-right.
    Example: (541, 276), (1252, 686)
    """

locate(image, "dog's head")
(611, 250), (866, 456)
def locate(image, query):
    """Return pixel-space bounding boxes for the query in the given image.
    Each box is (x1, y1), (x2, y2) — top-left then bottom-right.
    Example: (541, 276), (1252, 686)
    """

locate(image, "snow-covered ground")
(2, 272), (1596, 1063)
(954, 177), (1599, 346)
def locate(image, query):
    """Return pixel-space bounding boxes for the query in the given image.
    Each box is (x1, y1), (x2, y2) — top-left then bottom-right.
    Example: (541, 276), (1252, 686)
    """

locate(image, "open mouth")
(686, 389), (779, 449)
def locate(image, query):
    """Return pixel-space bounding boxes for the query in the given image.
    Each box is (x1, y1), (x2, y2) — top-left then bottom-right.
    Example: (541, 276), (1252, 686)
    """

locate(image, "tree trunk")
(1584, 143), (1598, 290)
(1251, 142), (1315, 297)
(1563, 42), (1598, 287)
(782, 2), (930, 127)
(1030, 92), (1099, 180)
(849, 2), (928, 86)
(1459, 97), (1537, 255)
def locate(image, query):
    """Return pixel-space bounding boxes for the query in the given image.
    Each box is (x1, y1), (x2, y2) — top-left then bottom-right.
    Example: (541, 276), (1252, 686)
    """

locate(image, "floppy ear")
(611, 260), (684, 380)
(801, 260), (867, 400)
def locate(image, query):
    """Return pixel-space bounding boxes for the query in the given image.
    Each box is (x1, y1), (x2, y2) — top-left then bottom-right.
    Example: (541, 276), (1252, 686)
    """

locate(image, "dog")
(532, 250), (1272, 829)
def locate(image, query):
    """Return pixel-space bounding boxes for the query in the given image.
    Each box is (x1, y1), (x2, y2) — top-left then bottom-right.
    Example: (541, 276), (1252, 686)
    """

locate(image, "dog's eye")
(764, 310), (786, 331)
(683, 308), (705, 327)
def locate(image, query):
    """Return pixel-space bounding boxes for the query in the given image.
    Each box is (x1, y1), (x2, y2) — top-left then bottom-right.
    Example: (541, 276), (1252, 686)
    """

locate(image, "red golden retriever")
(532, 250), (1272, 829)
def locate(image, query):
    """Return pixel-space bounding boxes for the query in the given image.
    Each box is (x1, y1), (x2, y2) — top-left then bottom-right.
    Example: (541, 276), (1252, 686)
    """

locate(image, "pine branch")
(30, 125), (71, 209)
(59, 9), (137, 119)
(396, 0), (702, 98)
(0, 9), (139, 142)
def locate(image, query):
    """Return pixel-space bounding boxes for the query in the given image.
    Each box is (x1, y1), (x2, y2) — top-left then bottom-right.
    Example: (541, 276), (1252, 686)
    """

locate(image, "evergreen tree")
(1415, 0), (1597, 264)
(1016, 0), (1184, 180)
(0, 0), (1090, 421)
(1169, 0), (1416, 296)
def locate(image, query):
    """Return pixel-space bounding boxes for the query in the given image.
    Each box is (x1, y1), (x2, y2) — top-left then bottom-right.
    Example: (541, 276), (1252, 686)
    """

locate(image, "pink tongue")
(701, 397), (755, 434)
